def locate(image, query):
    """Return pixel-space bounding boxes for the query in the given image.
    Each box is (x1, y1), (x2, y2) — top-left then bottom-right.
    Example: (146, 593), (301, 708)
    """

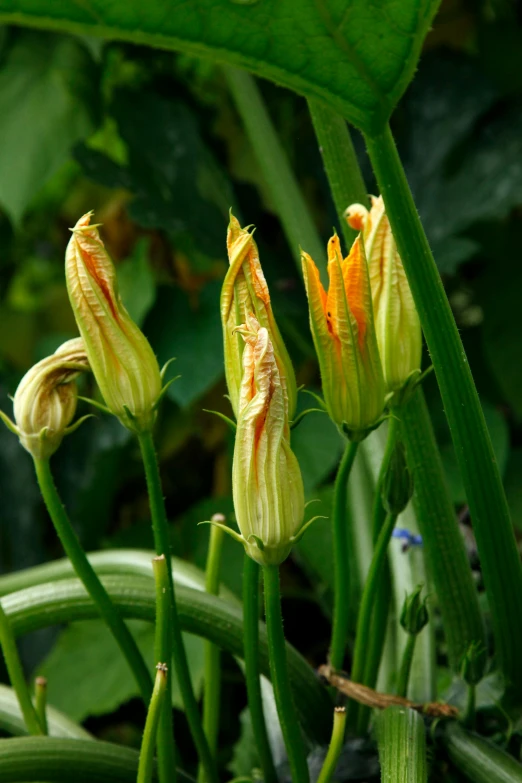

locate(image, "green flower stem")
(32, 457), (152, 705)
(198, 524), (225, 782)
(364, 123), (522, 695)
(0, 604), (42, 736)
(443, 721), (522, 782)
(347, 511), (397, 734)
(138, 664), (168, 783)
(137, 431), (218, 783)
(34, 677), (48, 735)
(316, 707), (346, 783)
(396, 634), (416, 699)
(242, 555), (277, 783)
(307, 100), (367, 249)
(463, 684), (476, 731)
(224, 67), (326, 273)
(377, 706), (427, 783)
(152, 556), (176, 783)
(400, 389), (486, 671)
(330, 440), (359, 672)
(262, 565), (309, 783)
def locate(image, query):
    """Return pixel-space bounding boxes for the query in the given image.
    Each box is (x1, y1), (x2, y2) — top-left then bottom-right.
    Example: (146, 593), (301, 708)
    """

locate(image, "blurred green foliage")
(0, 1), (522, 776)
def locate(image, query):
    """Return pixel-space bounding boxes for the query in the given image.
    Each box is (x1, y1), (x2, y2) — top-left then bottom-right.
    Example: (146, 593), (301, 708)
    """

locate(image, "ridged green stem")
(443, 722), (522, 782)
(330, 440), (359, 671)
(364, 124), (522, 696)
(242, 555), (277, 783)
(137, 431), (217, 783)
(32, 458), (153, 704)
(316, 707), (346, 783)
(0, 604), (41, 736)
(138, 665), (168, 783)
(225, 67), (326, 273)
(33, 678), (48, 735)
(396, 634), (416, 699)
(347, 511), (397, 734)
(198, 525), (225, 782)
(263, 565), (309, 783)
(377, 706), (427, 783)
(152, 556), (176, 783)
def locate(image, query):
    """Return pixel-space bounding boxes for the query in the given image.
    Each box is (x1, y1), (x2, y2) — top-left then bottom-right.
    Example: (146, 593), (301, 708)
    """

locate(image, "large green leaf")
(0, 0), (440, 134)
(0, 30), (98, 223)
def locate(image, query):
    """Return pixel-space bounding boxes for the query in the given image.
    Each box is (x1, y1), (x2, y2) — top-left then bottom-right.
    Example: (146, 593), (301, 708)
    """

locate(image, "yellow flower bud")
(0, 338), (89, 460)
(231, 316), (304, 565)
(65, 213), (162, 433)
(221, 213), (297, 423)
(302, 235), (385, 440)
(346, 196), (422, 395)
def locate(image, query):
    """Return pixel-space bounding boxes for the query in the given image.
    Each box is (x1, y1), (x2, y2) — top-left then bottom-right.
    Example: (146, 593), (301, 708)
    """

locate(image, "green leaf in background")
(39, 620), (204, 720)
(145, 281), (223, 408)
(0, 30), (98, 224)
(117, 239), (156, 327)
(227, 707), (259, 779)
(0, 0), (440, 134)
(291, 406), (343, 493)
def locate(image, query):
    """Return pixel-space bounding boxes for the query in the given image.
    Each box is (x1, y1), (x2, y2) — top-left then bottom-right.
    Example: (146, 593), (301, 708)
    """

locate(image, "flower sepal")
(341, 412), (388, 443)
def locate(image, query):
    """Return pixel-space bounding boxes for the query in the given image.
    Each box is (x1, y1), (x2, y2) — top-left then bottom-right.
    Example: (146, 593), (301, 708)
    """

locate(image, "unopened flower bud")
(400, 585), (429, 636)
(66, 213), (162, 433)
(346, 196), (422, 396)
(381, 439), (414, 515)
(460, 641), (487, 687)
(0, 338), (89, 460)
(221, 213), (297, 423)
(232, 316), (304, 565)
(302, 234), (385, 440)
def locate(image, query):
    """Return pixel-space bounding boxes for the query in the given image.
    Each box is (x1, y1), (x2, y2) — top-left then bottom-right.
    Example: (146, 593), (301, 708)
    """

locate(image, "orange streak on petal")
(343, 237), (367, 348)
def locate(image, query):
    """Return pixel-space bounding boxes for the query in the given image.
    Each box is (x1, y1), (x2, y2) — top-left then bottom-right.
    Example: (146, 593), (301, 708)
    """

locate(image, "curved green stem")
(262, 565), (309, 783)
(138, 664), (168, 783)
(316, 707), (346, 783)
(243, 555), (277, 783)
(33, 678), (48, 735)
(137, 431), (218, 783)
(152, 557), (176, 783)
(198, 525), (225, 782)
(347, 511), (397, 734)
(0, 604), (41, 736)
(32, 458), (153, 705)
(443, 721), (522, 782)
(364, 124), (522, 696)
(396, 634), (416, 699)
(330, 440), (359, 671)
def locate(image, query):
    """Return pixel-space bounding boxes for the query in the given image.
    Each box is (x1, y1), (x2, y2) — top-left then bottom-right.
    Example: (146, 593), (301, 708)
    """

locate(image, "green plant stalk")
(443, 721), (522, 782)
(242, 555), (277, 783)
(137, 431), (218, 783)
(396, 634), (416, 699)
(400, 389), (486, 670)
(224, 67), (326, 273)
(316, 707), (346, 783)
(2, 576), (331, 745)
(330, 440), (359, 672)
(347, 511), (397, 734)
(263, 565), (309, 783)
(152, 557), (176, 783)
(364, 124), (522, 694)
(0, 604), (41, 736)
(32, 458), (153, 704)
(463, 684), (476, 731)
(377, 706), (427, 783)
(33, 678), (48, 735)
(138, 664), (168, 783)
(307, 100), (367, 250)
(0, 683), (90, 740)
(198, 525), (225, 783)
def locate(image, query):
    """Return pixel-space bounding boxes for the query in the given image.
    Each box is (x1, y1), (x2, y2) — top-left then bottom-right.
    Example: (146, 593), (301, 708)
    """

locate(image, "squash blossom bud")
(221, 214), (297, 422)
(232, 316), (304, 565)
(346, 196), (422, 395)
(0, 338), (89, 460)
(301, 235), (385, 440)
(66, 213), (162, 433)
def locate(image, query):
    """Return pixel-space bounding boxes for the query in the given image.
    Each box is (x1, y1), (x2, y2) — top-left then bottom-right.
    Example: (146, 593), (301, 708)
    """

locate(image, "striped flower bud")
(302, 234), (385, 440)
(232, 316), (304, 565)
(0, 338), (89, 460)
(65, 213), (162, 433)
(346, 196), (422, 396)
(221, 213), (297, 423)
